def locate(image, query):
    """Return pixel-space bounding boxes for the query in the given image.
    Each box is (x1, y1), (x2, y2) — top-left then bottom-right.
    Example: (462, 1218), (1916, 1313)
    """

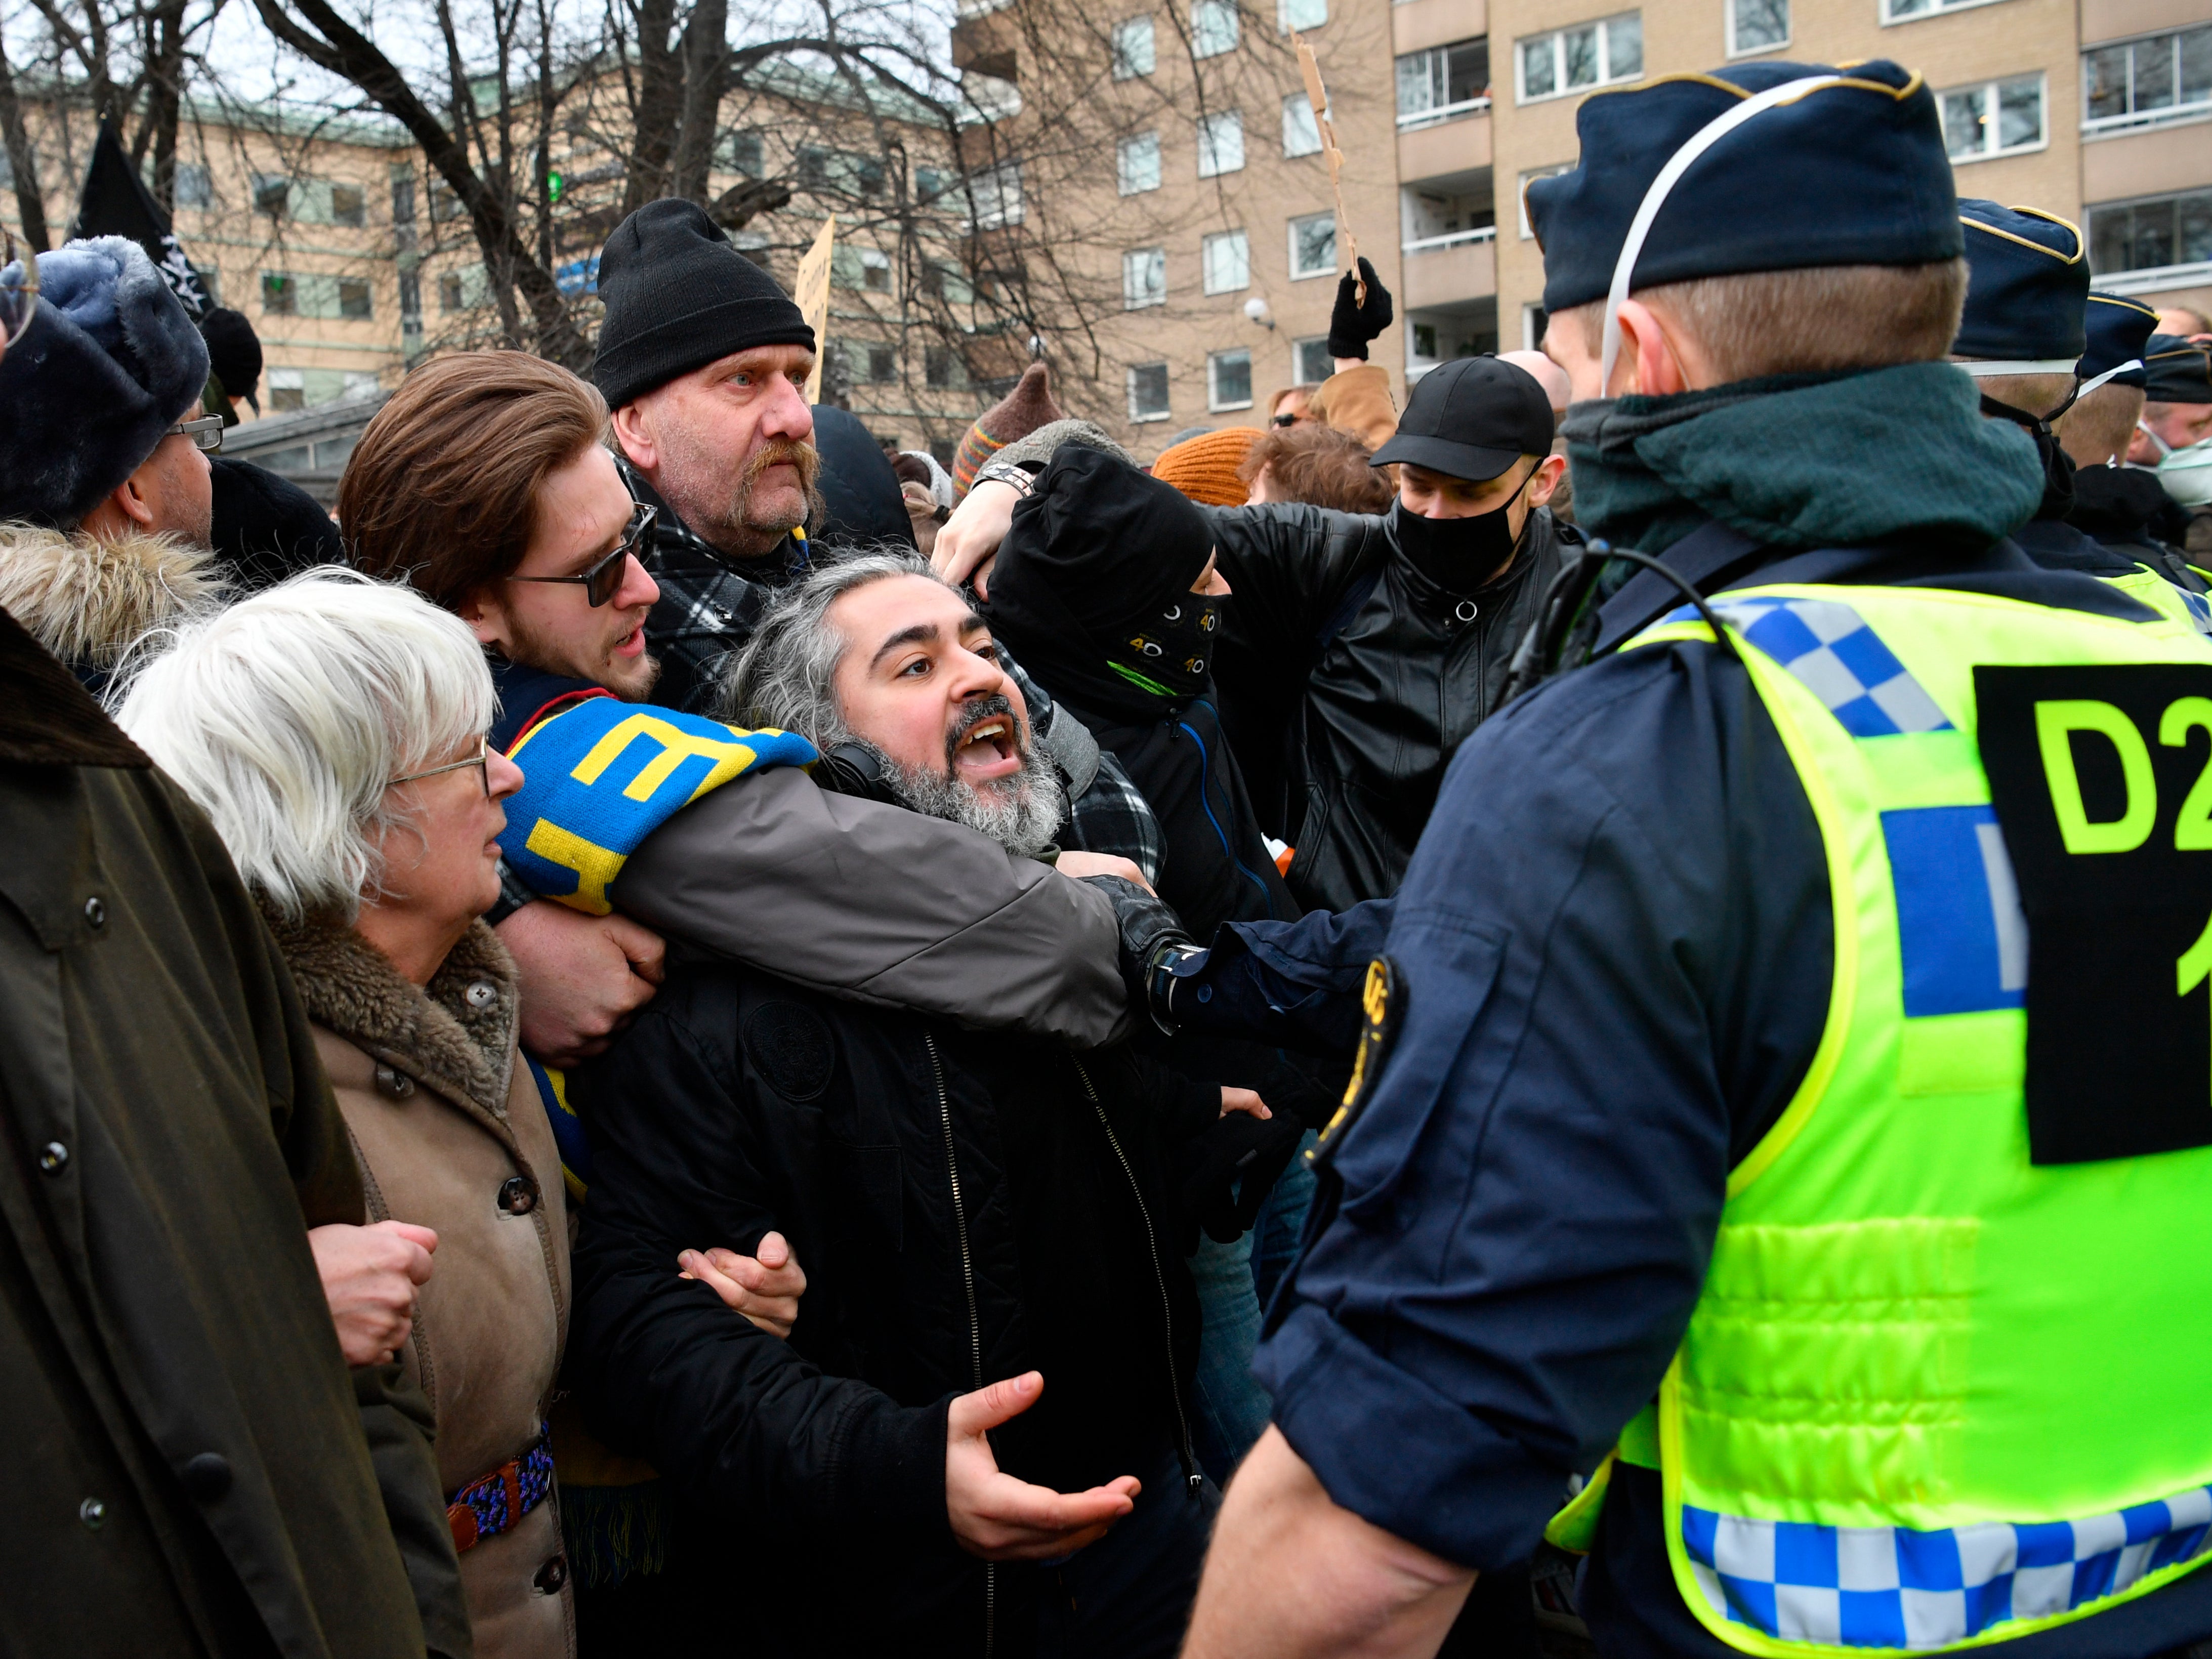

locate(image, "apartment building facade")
(968, 0), (2208, 453)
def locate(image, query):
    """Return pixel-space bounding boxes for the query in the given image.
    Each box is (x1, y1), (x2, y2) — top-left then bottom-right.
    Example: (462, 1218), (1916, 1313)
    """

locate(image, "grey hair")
(720, 545), (942, 739)
(113, 567), (496, 924)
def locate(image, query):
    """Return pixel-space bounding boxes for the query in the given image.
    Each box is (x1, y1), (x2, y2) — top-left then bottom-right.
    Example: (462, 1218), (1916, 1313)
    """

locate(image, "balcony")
(1401, 227), (1498, 310)
(1398, 105), (1491, 188)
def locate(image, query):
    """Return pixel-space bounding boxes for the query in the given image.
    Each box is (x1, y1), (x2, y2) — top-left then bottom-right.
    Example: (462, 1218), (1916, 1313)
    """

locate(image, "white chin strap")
(1600, 74), (1843, 396)
(1959, 359), (2085, 377)
(2077, 359), (2143, 396)
(2140, 418), (2174, 458)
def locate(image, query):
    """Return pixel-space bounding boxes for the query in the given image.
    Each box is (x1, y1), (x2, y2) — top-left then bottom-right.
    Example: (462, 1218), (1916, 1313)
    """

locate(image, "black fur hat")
(0, 236), (211, 528)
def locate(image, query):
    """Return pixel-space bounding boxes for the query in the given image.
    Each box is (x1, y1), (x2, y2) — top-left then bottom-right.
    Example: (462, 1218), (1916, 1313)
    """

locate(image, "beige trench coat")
(274, 910), (574, 1659)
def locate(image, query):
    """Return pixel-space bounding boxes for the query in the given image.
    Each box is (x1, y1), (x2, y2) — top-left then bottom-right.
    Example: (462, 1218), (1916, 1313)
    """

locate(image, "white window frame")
(1202, 229), (1251, 294)
(1128, 361), (1173, 422)
(1113, 15), (1157, 79)
(1198, 109), (1246, 177)
(1277, 0), (1326, 30)
(1283, 92), (1322, 156)
(1881, 0), (2015, 27)
(1191, 0), (1240, 59)
(2080, 26), (2212, 135)
(1208, 348), (1255, 411)
(1123, 245), (1167, 310)
(2087, 187), (2212, 285)
(1396, 40), (1491, 129)
(1522, 303), (1548, 351)
(1726, 0), (1790, 57)
(1517, 164), (1572, 238)
(1514, 13), (1641, 105)
(1288, 211), (1337, 280)
(1938, 71), (2049, 162)
(1118, 132), (1163, 195)
(1292, 335), (1333, 382)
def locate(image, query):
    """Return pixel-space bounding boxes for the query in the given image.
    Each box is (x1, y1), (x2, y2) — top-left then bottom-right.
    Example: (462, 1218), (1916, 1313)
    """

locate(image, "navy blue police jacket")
(1173, 533), (2212, 1659)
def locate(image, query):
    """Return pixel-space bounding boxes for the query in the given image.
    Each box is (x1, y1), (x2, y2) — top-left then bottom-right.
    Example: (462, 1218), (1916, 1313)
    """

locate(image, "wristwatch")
(1146, 942), (1208, 1035)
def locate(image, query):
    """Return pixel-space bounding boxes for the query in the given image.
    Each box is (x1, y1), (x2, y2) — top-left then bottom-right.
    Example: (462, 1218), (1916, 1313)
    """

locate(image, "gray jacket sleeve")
(608, 767), (1133, 1048)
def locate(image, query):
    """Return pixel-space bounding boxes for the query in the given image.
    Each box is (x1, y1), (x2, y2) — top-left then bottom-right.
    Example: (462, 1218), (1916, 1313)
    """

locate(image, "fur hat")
(1151, 427), (1263, 508)
(0, 236), (212, 528)
(953, 362), (1065, 497)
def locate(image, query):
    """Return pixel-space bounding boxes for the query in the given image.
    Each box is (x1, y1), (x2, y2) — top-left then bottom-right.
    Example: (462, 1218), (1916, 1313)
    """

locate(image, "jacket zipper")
(925, 1034), (993, 1656)
(1073, 1060), (1201, 1494)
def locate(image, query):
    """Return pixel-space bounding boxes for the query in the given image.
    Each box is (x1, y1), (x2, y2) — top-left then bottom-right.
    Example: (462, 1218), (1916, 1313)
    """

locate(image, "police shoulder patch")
(1309, 956), (1404, 1169)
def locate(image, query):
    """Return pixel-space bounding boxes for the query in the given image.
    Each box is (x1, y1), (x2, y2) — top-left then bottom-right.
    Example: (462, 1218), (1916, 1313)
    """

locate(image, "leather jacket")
(1208, 502), (1575, 913)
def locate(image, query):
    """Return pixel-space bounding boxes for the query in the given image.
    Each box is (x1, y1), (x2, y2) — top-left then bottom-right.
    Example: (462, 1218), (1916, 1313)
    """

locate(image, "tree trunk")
(0, 23), (53, 251)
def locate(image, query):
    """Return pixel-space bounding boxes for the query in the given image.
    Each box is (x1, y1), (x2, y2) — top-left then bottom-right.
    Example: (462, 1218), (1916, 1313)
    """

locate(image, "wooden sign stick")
(1293, 31), (1364, 305)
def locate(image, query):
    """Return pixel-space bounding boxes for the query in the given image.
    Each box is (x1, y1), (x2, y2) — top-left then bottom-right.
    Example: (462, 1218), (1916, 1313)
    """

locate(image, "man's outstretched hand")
(947, 1372), (1139, 1560)
(680, 1231), (808, 1339)
(498, 898), (666, 1065)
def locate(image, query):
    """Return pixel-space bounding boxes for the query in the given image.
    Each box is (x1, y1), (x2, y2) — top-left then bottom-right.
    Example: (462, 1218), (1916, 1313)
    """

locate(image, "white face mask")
(2157, 438), (2212, 508)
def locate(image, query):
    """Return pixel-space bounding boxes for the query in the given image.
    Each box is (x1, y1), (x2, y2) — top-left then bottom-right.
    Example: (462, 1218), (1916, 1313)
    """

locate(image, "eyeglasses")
(2, 227), (38, 347)
(508, 501), (658, 607)
(389, 736), (491, 798)
(168, 414), (225, 453)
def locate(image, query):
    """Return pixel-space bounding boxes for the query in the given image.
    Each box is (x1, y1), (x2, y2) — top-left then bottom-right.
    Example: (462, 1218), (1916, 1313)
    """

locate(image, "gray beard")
(865, 740), (1066, 860)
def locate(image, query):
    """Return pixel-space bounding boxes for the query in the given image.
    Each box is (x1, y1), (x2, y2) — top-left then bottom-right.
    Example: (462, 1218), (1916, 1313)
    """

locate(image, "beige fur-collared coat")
(270, 908), (575, 1659)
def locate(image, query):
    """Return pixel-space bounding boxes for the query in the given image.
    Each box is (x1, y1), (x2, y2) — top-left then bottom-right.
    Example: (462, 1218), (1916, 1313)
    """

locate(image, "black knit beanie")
(592, 199), (816, 409)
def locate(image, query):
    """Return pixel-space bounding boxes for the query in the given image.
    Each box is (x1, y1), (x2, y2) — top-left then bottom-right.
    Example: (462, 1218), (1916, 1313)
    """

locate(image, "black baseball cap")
(1370, 356), (1556, 482)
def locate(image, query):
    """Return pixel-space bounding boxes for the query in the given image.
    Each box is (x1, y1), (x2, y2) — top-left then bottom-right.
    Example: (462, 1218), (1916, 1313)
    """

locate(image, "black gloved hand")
(1326, 257), (1393, 361)
(1081, 875), (1196, 1030)
(1176, 1112), (1306, 1256)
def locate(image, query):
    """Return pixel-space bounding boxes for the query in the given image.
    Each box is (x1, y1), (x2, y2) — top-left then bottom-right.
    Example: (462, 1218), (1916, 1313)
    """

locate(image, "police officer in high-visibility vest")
(1176, 60), (2212, 1659)
(1951, 200), (2208, 616)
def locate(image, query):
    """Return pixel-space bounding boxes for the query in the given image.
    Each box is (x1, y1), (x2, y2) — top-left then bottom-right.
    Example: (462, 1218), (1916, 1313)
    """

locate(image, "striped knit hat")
(1150, 426), (1262, 508)
(953, 362), (1064, 497)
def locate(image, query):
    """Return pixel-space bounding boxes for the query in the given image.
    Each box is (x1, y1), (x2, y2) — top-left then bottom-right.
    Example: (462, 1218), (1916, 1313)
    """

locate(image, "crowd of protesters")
(4, 52), (2212, 1659)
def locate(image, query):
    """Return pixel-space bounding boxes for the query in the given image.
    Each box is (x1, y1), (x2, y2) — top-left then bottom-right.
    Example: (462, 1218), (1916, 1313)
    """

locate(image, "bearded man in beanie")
(591, 198), (824, 717)
(1171, 59), (2212, 1659)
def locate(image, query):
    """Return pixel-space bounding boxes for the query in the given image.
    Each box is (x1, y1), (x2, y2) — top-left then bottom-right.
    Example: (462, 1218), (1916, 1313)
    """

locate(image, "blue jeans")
(1184, 1130), (1320, 1484)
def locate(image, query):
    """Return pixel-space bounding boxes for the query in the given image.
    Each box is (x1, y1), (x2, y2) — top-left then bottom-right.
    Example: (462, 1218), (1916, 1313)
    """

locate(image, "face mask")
(1112, 594), (1222, 701)
(1391, 466), (1534, 596)
(2159, 439), (2212, 509)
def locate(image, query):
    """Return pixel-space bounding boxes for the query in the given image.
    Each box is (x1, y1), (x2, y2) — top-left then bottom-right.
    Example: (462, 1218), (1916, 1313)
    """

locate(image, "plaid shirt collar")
(614, 450), (811, 716)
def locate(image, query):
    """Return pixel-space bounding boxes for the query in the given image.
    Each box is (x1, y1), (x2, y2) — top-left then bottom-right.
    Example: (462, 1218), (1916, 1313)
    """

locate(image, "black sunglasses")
(508, 501), (657, 607)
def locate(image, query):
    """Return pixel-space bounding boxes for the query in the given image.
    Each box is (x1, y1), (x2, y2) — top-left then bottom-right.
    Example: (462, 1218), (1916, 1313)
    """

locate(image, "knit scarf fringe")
(559, 1478), (672, 1591)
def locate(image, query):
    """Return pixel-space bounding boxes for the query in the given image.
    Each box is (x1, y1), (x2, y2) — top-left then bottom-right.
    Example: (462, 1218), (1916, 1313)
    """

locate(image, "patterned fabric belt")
(447, 1429), (555, 1554)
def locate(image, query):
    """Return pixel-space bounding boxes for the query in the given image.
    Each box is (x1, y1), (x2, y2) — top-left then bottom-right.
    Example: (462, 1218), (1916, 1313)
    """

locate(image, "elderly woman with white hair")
(117, 569), (575, 1658)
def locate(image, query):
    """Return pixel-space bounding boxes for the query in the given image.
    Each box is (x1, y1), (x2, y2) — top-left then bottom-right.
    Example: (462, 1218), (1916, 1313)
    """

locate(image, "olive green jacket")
(0, 602), (468, 1658)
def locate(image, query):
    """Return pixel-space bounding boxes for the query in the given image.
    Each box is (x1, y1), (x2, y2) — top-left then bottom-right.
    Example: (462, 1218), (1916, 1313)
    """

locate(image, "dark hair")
(1239, 422), (1395, 514)
(339, 350), (608, 610)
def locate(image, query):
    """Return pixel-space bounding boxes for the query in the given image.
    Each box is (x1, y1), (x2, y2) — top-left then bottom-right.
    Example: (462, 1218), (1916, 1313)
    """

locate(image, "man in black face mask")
(932, 355), (1567, 911)
(1213, 355), (1568, 910)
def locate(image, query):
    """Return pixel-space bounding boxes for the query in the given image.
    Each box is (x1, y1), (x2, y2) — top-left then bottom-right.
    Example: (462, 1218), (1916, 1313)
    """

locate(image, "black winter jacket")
(568, 961), (1218, 1655)
(1208, 503), (1574, 913)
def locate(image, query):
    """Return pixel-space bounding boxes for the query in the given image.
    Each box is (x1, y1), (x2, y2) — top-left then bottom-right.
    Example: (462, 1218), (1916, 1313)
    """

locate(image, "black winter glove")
(1080, 875), (1196, 1032)
(1176, 1112), (1306, 1256)
(1325, 257), (1393, 361)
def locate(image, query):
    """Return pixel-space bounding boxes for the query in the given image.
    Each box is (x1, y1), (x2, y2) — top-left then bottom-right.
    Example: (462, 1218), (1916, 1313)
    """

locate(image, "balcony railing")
(2093, 258), (2212, 295)
(1397, 95), (1492, 130)
(1403, 225), (1498, 254)
(2081, 99), (2212, 136)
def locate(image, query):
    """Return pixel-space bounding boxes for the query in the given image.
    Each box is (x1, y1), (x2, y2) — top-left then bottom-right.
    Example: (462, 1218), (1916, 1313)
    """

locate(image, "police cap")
(1952, 202), (2088, 364)
(2144, 335), (2212, 404)
(1525, 61), (1960, 317)
(2079, 293), (2160, 390)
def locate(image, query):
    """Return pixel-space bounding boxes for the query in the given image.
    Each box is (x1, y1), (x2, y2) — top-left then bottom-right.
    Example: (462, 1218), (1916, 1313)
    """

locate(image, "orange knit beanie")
(1150, 427), (1263, 508)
